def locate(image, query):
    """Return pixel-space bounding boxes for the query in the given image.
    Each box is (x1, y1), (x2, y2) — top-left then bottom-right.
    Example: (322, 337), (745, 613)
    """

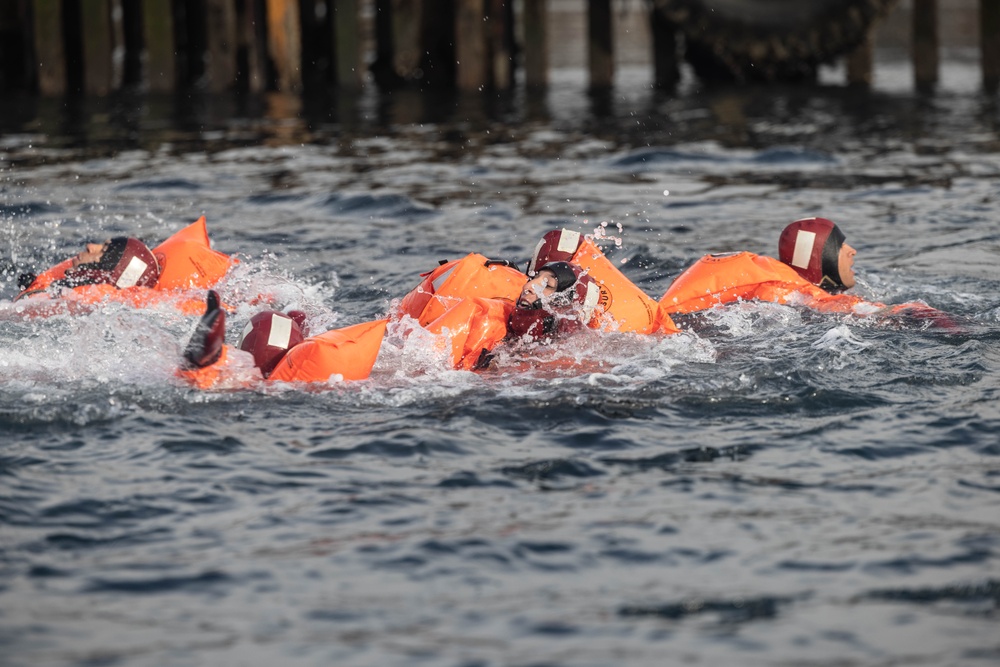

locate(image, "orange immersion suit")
(659, 251), (956, 328)
(13, 216), (235, 316)
(178, 319), (390, 389)
(659, 252), (875, 315)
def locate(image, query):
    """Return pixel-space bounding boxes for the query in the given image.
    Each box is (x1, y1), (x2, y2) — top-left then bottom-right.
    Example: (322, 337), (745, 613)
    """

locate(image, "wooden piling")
(33, 0), (65, 95)
(588, 0), (613, 89)
(394, 0), (423, 79)
(650, 5), (678, 89)
(456, 0), (486, 90)
(846, 24), (875, 87)
(206, 0), (238, 92)
(489, 0), (512, 89)
(142, 0), (176, 92)
(238, 0), (266, 93)
(912, 0), (938, 92)
(333, 0), (364, 88)
(80, 0), (114, 95)
(0, 2), (32, 91)
(983, 0), (1000, 93)
(523, 0), (547, 88)
(267, 0), (302, 92)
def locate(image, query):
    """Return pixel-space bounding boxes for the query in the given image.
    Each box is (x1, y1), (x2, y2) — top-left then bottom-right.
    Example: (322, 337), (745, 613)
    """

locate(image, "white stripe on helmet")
(267, 314), (293, 349)
(791, 230), (816, 270)
(556, 229), (581, 254)
(238, 321), (254, 348)
(115, 256), (149, 288)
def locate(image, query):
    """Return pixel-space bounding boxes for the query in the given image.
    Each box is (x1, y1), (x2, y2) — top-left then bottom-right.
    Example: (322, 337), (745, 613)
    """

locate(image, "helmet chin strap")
(818, 274), (845, 292)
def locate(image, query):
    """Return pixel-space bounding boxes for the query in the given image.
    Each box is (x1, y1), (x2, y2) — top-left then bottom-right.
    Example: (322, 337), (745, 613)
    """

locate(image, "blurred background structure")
(0, 0), (995, 97)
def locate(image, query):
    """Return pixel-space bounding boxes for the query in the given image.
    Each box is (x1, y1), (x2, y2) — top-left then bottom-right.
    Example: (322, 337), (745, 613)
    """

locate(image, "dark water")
(1, 64), (999, 666)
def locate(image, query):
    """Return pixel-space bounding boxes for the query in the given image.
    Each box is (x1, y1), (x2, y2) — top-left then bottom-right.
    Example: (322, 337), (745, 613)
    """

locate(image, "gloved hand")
(889, 303), (962, 332)
(182, 290), (226, 368)
(17, 272), (37, 290)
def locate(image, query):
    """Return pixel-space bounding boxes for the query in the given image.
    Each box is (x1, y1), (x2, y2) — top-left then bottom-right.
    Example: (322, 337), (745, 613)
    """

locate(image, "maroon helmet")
(237, 310), (307, 377)
(64, 237), (160, 289)
(778, 217), (847, 290)
(527, 229), (584, 276)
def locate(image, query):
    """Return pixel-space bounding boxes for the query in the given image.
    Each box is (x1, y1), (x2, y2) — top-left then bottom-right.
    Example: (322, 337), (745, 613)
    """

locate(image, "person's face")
(838, 243), (856, 288)
(517, 269), (558, 308)
(72, 240), (109, 267)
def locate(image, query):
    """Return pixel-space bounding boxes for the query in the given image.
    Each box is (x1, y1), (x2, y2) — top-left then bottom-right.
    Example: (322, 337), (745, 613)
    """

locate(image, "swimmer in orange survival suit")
(658, 216), (957, 329)
(178, 260), (602, 387)
(11, 216), (234, 317)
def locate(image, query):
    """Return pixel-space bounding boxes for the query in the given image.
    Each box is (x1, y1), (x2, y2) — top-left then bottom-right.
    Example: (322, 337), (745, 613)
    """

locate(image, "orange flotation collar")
(396, 253), (526, 326)
(425, 297), (515, 370)
(269, 319), (389, 383)
(151, 216), (234, 290)
(179, 319), (390, 389)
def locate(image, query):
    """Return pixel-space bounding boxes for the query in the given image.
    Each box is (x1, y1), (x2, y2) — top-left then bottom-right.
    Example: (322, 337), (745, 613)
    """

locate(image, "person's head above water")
(237, 310), (308, 377)
(778, 217), (856, 291)
(63, 237), (160, 289)
(508, 261), (600, 340)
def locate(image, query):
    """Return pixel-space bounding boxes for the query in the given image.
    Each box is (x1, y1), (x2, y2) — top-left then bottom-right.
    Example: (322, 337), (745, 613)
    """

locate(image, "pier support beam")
(33, 0), (65, 95)
(650, 6), (679, 89)
(846, 25), (875, 87)
(394, 0), (422, 80)
(267, 0), (302, 92)
(238, 0), (266, 92)
(912, 0), (938, 92)
(142, 0), (176, 92)
(588, 0), (613, 89)
(488, 0), (512, 89)
(523, 0), (547, 88)
(456, 0), (486, 90)
(80, 0), (115, 95)
(206, 0), (238, 92)
(333, 0), (363, 88)
(983, 0), (1000, 93)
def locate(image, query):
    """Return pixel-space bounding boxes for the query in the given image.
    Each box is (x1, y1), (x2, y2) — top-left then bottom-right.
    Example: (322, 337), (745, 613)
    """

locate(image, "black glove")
(17, 272), (37, 290)
(182, 290), (226, 369)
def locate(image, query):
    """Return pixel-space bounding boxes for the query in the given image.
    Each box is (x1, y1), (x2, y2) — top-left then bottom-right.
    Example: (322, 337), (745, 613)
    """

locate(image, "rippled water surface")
(1, 64), (999, 666)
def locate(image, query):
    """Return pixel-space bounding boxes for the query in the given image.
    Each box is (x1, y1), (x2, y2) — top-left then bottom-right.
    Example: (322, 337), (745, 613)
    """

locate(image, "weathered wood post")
(33, 0), (66, 95)
(142, 0), (176, 92)
(394, 0), (423, 80)
(371, 0), (395, 85)
(846, 25), (875, 87)
(80, 0), (115, 95)
(489, 0), (512, 89)
(333, 0), (364, 88)
(238, 0), (266, 93)
(267, 0), (302, 92)
(523, 0), (547, 88)
(206, 0), (238, 91)
(0, 2), (31, 91)
(912, 0), (938, 92)
(649, 4), (678, 89)
(456, 0), (486, 90)
(588, 0), (613, 89)
(983, 0), (1000, 93)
